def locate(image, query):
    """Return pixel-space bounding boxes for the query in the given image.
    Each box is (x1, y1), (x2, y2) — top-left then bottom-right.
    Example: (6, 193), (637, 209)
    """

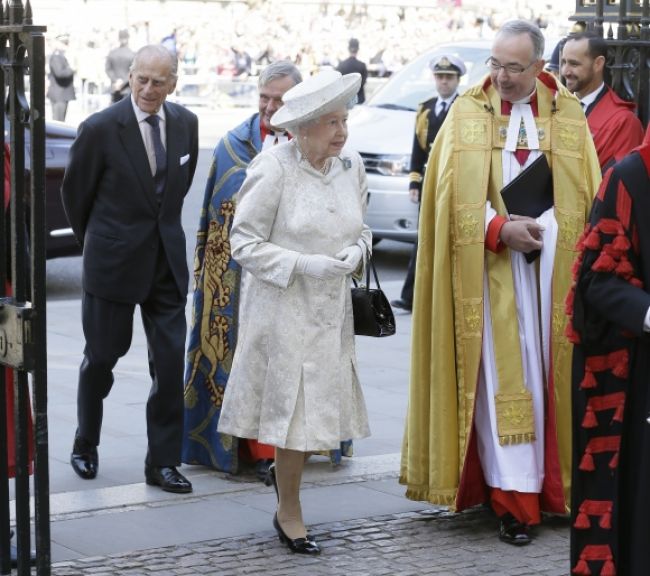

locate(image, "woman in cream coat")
(218, 70), (371, 555)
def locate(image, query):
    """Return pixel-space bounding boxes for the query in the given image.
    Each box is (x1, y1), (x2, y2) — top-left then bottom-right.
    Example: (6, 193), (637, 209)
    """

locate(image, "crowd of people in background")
(44, 0), (572, 114)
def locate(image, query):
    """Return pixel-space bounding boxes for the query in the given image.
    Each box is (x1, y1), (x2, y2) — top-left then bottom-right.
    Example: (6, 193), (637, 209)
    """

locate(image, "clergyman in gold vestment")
(400, 19), (601, 546)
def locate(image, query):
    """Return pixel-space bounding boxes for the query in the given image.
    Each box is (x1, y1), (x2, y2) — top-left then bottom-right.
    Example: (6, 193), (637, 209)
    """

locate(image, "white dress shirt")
(131, 96), (167, 176)
(579, 82), (605, 111)
(435, 92), (458, 116)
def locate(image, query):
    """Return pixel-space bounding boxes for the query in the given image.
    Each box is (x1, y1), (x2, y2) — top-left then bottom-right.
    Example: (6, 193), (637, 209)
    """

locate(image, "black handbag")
(351, 257), (396, 337)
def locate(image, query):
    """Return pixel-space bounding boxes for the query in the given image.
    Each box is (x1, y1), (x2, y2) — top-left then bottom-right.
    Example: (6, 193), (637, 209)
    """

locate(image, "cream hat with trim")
(271, 69), (361, 130)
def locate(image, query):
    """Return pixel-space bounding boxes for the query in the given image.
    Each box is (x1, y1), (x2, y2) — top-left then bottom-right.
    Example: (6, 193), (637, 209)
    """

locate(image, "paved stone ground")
(51, 508), (570, 576)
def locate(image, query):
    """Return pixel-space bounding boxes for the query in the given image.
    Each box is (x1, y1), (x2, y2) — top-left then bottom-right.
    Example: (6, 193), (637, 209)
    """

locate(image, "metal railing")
(572, 0), (650, 126)
(0, 1), (50, 574)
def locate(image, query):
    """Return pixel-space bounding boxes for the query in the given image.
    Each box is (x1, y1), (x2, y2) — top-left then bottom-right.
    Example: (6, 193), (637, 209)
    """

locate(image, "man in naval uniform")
(392, 54), (466, 312)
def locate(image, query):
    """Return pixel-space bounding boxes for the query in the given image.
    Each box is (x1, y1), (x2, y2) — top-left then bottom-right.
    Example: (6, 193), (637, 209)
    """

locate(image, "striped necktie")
(145, 115), (167, 199)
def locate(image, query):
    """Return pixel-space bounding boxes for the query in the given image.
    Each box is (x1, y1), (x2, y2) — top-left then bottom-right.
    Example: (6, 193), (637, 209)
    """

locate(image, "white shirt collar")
(262, 132), (290, 151)
(438, 91), (458, 107)
(579, 82), (605, 109)
(436, 93), (457, 116)
(131, 96), (166, 124)
(512, 87), (537, 106)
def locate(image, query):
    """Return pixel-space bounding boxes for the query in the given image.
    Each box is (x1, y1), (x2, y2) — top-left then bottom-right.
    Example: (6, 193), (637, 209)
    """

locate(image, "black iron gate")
(0, 1), (50, 574)
(572, 0), (650, 127)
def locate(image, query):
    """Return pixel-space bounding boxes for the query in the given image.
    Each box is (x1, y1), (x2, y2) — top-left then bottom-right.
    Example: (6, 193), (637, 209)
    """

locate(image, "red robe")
(3, 144), (34, 478)
(237, 124), (276, 464)
(587, 86), (644, 172)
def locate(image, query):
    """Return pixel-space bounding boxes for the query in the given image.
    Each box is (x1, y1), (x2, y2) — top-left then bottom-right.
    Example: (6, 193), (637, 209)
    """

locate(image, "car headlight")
(375, 155), (411, 177)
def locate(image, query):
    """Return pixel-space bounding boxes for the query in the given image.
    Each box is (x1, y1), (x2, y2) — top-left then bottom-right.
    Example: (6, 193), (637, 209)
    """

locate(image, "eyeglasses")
(485, 57), (537, 75)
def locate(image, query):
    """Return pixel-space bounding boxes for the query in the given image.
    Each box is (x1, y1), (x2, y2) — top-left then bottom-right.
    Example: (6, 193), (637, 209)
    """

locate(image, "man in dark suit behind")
(336, 38), (368, 104)
(46, 34), (76, 121)
(105, 29), (136, 104)
(61, 44), (199, 493)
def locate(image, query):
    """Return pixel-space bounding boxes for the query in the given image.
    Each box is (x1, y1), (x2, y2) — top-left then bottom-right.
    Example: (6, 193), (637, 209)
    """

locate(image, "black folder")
(500, 154), (553, 263)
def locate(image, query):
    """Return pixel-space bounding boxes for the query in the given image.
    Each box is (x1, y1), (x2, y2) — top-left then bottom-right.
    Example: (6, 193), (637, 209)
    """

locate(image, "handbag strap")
(353, 255), (382, 294)
(368, 256), (382, 290)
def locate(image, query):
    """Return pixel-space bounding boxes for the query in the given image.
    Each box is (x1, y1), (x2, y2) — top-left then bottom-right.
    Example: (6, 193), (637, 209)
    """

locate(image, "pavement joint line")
(48, 472), (403, 522)
(31, 453), (404, 522)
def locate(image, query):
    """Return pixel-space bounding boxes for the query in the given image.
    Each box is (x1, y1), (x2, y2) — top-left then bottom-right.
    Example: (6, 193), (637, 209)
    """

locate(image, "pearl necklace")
(295, 139), (330, 175)
(317, 159), (330, 175)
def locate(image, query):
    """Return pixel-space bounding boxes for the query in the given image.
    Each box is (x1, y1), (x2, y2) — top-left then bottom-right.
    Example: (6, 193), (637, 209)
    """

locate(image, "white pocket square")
(180, 154), (190, 166)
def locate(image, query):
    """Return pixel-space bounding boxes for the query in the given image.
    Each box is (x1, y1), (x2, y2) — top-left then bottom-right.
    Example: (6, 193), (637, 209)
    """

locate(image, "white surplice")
(475, 104), (559, 493)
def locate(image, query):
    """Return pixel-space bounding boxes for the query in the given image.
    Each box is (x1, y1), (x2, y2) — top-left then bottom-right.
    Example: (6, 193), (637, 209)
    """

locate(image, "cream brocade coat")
(218, 140), (372, 451)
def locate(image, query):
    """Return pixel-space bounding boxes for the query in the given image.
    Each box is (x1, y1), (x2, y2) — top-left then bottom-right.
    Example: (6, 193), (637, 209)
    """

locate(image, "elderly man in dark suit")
(61, 44), (199, 493)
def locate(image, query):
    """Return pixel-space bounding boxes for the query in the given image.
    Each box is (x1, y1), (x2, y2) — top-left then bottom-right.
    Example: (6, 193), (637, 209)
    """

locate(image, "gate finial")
(8, 0), (22, 25)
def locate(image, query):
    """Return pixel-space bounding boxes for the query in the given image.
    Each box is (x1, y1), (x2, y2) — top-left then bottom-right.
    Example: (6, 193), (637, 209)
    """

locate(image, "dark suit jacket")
(337, 56), (368, 104)
(47, 50), (76, 102)
(408, 95), (454, 195)
(105, 45), (136, 97)
(61, 97), (199, 303)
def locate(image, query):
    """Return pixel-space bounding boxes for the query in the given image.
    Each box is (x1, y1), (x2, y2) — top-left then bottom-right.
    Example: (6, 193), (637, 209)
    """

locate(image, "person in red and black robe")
(567, 132), (650, 575)
(2, 143), (34, 566)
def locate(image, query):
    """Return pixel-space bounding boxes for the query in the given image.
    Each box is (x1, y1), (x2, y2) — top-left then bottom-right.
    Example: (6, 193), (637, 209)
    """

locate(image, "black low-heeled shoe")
(264, 463), (279, 501)
(273, 513), (320, 555)
(265, 467), (314, 539)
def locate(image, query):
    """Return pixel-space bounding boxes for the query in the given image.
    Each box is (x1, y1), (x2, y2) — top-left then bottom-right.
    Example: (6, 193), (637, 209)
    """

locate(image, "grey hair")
(130, 44), (179, 80)
(258, 60), (303, 89)
(496, 20), (545, 61)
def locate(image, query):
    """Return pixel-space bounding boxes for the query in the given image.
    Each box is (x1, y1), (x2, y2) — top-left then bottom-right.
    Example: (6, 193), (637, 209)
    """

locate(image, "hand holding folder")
(500, 154), (553, 262)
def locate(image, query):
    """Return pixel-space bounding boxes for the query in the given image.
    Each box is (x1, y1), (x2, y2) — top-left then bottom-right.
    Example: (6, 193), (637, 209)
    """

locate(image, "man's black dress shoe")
(256, 458), (274, 483)
(273, 513), (320, 555)
(499, 514), (531, 546)
(390, 298), (412, 312)
(264, 463), (279, 500)
(1, 530), (36, 567)
(7, 543), (37, 567)
(145, 466), (192, 494)
(70, 437), (98, 480)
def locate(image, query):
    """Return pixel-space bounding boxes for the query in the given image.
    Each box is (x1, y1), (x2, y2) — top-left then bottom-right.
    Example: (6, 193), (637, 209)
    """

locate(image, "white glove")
(335, 245), (363, 270)
(295, 253), (353, 280)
